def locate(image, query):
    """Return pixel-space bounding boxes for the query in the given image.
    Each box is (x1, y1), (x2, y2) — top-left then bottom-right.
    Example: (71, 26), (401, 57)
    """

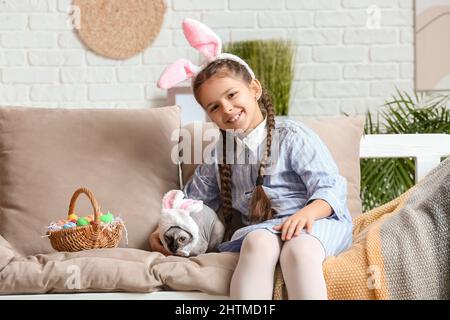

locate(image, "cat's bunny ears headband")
(159, 189), (204, 253)
(157, 18), (255, 89)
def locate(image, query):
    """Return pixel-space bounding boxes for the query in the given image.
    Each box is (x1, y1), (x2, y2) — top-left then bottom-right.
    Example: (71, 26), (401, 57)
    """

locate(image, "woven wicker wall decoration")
(73, 0), (166, 60)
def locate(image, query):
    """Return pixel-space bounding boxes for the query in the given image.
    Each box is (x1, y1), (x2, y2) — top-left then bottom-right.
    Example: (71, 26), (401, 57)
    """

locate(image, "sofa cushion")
(0, 235), (165, 294)
(0, 106), (180, 256)
(298, 116), (365, 217)
(181, 116), (365, 218)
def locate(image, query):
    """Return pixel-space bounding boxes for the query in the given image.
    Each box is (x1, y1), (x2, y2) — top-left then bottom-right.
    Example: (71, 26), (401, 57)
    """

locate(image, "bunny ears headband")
(158, 190), (204, 252)
(157, 18), (255, 89)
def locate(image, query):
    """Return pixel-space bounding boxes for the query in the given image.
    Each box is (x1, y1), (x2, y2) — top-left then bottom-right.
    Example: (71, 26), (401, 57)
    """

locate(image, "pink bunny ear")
(179, 199), (203, 213)
(162, 190), (185, 209)
(182, 18), (222, 60)
(162, 190), (177, 209)
(157, 58), (202, 89)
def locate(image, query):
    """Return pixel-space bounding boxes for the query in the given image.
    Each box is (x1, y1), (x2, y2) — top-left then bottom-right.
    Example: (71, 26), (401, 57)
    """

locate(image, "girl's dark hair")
(192, 59), (276, 241)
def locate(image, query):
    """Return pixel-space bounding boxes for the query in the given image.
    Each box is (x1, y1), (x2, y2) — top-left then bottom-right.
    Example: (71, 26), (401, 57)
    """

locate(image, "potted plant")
(224, 40), (296, 116)
(361, 89), (450, 211)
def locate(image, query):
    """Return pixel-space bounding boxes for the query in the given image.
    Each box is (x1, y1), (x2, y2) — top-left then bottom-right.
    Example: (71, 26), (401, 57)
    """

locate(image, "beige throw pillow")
(0, 106), (180, 256)
(298, 116), (365, 217)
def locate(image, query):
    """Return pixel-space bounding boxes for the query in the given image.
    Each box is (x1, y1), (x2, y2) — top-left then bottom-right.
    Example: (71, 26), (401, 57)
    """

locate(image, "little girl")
(150, 18), (353, 300)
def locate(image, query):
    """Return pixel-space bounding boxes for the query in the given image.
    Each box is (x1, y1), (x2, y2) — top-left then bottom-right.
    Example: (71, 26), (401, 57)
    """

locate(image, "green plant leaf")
(362, 90), (449, 211)
(224, 40), (296, 116)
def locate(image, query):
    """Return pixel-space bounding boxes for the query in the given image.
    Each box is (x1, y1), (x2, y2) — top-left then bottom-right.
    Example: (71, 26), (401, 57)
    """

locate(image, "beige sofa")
(0, 105), (365, 298)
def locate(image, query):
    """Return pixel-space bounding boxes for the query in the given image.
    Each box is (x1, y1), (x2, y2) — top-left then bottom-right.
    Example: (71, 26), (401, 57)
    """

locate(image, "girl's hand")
(272, 211), (315, 241)
(149, 229), (172, 256)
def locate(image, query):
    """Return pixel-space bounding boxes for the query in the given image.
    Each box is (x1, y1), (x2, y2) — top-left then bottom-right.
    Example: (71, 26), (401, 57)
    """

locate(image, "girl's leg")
(230, 229), (281, 300)
(279, 234), (327, 300)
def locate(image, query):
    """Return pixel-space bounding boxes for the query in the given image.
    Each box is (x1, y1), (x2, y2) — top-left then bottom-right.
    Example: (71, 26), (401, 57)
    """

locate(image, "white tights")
(229, 229), (327, 300)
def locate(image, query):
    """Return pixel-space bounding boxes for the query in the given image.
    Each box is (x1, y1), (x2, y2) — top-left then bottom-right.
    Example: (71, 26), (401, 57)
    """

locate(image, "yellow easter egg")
(68, 213), (78, 221)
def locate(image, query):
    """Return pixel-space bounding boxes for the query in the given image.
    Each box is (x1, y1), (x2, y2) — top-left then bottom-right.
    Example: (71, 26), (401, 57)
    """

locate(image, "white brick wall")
(0, 0), (430, 116)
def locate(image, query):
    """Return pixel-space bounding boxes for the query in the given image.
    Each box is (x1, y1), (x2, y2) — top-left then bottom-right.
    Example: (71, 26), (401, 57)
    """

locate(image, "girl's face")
(196, 75), (263, 132)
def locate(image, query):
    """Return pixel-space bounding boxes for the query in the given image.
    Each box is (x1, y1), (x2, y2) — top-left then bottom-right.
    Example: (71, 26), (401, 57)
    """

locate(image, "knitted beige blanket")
(274, 157), (450, 300)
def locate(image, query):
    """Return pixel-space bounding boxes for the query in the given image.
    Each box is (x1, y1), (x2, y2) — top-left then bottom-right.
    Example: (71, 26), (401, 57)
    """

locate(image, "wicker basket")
(48, 187), (124, 252)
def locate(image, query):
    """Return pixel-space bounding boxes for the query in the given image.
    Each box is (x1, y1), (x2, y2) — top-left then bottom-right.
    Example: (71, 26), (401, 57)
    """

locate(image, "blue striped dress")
(183, 118), (353, 257)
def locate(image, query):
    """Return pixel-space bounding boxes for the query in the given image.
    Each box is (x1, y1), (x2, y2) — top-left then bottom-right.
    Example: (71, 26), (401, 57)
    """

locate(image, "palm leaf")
(362, 89), (449, 211)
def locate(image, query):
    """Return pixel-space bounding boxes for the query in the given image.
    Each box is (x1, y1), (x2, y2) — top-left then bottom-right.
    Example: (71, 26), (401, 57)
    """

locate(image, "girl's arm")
(288, 125), (349, 221)
(274, 125), (349, 240)
(273, 198), (333, 241)
(149, 227), (172, 256)
(301, 198), (333, 219)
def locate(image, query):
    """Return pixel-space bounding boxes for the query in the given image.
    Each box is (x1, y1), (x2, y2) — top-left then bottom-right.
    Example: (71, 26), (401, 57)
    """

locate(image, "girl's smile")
(226, 110), (243, 124)
(196, 75), (263, 132)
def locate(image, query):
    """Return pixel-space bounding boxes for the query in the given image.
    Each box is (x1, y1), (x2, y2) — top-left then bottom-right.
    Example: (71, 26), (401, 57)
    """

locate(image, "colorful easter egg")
(68, 214), (78, 223)
(100, 212), (114, 223)
(77, 218), (89, 226)
(47, 223), (62, 231)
